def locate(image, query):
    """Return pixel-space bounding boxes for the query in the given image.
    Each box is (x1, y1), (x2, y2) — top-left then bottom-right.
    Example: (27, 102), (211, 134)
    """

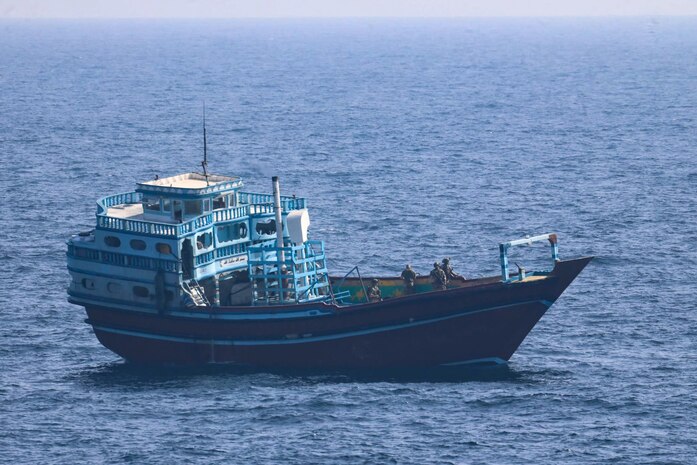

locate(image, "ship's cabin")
(68, 171), (324, 311)
(107, 173), (243, 224)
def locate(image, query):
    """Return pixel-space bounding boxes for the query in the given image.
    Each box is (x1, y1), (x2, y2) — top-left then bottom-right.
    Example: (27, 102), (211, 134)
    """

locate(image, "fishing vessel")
(66, 140), (591, 368)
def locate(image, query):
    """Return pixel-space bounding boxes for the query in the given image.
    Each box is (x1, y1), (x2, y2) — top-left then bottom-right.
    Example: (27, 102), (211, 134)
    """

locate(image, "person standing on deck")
(441, 257), (464, 281)
(430, 262), (447, 291)
(401, 264), (417, 294)
(367, 279), (382, 302)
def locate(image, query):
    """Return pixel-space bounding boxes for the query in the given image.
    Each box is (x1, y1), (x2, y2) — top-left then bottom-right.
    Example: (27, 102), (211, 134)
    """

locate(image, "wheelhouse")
(67, 172), (314, 312)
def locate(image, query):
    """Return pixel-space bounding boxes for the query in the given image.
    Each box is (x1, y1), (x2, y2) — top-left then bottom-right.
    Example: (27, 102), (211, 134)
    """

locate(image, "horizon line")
(2, 14), (697, 20)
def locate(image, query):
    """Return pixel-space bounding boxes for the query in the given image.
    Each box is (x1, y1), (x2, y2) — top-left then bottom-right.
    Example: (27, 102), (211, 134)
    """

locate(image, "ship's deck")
(105, 203), (172, 222)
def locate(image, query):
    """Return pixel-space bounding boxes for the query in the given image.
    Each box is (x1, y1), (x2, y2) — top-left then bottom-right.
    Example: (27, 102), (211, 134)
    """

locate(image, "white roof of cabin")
(140, 173), (239, 189)
(137, 172), (242, 196)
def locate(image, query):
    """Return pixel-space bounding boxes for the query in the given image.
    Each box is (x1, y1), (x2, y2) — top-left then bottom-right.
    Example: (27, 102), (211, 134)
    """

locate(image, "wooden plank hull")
(84, 257), (592, 368)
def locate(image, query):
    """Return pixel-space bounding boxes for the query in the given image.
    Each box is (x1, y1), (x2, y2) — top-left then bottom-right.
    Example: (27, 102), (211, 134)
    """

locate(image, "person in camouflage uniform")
(367, 278), (382, 302)
(430, 262), (447, 290)
(400, 264), (417, 294)
(441, 257), (463, 281)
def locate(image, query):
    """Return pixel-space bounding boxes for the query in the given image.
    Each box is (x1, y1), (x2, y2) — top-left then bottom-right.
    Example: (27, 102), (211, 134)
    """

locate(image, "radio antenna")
(202, 102), (209, 186)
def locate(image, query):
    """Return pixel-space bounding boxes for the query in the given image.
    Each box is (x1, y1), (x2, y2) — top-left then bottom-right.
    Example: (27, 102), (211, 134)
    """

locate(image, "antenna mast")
(202, 102), (209, 186)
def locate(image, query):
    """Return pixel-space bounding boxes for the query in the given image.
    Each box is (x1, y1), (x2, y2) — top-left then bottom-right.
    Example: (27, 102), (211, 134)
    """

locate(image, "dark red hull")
(83, 257), (592, 368)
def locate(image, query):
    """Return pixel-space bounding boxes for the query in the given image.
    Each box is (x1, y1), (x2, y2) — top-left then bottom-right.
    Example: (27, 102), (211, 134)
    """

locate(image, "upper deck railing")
(97, 191), (142, 215)
(96, 191), (306, 237)
(238, 192), (306, 211)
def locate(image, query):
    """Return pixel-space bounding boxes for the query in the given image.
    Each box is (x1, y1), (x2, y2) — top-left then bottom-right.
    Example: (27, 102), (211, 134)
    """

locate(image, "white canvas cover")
(286, 209), (310, 244)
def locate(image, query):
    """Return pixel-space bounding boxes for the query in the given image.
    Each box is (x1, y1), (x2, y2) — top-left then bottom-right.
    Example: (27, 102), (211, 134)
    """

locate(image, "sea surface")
(1, 18), (696, 464)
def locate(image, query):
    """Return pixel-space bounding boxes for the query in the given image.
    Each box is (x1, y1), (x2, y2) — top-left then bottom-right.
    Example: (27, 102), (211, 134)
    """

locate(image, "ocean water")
(1, 17), (696, 464)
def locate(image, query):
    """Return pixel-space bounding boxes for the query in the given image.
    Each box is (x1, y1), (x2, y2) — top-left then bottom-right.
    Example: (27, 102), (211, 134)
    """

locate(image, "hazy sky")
(2, 0), (697, 18)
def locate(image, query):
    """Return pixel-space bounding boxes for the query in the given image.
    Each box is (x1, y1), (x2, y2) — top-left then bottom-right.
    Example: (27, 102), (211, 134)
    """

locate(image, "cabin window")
(162, 199), (171, 212)
(217, 225), (229, 243)
(81, 278), (95, 290)
(173, 200), (183, 222)
(217, 222), (247, 243)
(130, 239), (146, 251)
(133, 286), (149, 298)
(104, 236), (121, 247)
(213, 196), (226, 209)
(229, 193), (237, 207)
(184, 200), (202, 216)
(255, 219), (276, 236)
(203, 199), (211, 212)
(156, 243), (172, 254)
(196, 232), (213, 249)
(107, 282), (123, 294)
(144, 198), (161, 212)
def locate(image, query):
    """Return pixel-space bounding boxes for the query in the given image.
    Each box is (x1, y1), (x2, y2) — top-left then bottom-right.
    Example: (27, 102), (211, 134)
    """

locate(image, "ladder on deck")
(248, 240), (331, 306)
(182, 279), (210, 307)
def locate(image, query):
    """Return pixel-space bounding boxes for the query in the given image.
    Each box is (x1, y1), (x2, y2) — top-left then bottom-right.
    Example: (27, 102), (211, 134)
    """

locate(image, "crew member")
(441, 257), (464, 280)
(401, 264), (417, 294)
(430, 262), (447, 291)
(367, 278), (382, 302)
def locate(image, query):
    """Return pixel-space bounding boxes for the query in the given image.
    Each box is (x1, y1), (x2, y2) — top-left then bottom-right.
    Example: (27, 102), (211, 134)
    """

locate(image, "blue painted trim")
(167, 307), (330, 320)
(95, 226), (178, 240)
(68, 248), (179, 273)
(67, 265), (178, 286)
(216, 246), (248, 260)
(73, 297), (330, 320)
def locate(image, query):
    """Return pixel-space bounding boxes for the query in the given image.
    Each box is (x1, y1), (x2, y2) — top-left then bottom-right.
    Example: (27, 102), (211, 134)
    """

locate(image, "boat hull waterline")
(80, 257), (592, 368)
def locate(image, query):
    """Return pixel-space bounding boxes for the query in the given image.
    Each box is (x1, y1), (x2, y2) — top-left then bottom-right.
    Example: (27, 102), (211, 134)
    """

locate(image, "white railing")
(96, 191), (142, 215)
(96, 191), (306, 237)
(499, 233), (559, 282)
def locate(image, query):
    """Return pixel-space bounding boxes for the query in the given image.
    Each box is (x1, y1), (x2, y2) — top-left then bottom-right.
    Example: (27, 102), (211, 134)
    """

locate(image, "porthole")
(107, 282), (123, 294)
(104, 236), (121, 247)
(81, 278), (95, 290)
(156, 243), (172, 254)
(133, 286), (150, 298)
(130, 239), (146, 251)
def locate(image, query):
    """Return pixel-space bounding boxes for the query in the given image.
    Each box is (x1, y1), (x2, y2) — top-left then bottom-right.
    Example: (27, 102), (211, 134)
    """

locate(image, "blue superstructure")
(67, 172), (322, 312)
